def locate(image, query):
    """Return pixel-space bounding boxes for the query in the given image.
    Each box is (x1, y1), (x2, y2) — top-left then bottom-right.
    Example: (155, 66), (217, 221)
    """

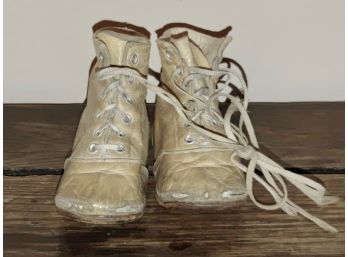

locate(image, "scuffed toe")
(55, 160), (148, 223)
(155, 151), (247, 207)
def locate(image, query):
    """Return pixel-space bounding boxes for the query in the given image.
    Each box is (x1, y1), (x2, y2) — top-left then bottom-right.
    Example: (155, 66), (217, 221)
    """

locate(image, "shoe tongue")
(93, 30), (150, 75)
(170, 34), (212, 97)
(170, 34), (210, 68)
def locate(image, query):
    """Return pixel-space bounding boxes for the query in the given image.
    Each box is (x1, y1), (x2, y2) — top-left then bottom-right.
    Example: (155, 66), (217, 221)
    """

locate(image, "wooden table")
(4, 102), (345, 257)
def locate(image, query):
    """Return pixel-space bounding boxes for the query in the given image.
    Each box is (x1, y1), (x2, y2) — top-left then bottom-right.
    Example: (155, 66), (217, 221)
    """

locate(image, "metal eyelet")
(212, 119), (218, 126)
(89, 143), (97, 153)
(165, 49), (173, 61)
(118, 131), (125, 137)
(95, 129), (102, 137)
(183, 79), (191, 88)
(122, 114), (131, 124)
(130, 53), (139, 65)
(184, 122), (191, 128)
(123, 94), (133, 104)
(116, 144), (125, 152)
(184, 135), (194, 144)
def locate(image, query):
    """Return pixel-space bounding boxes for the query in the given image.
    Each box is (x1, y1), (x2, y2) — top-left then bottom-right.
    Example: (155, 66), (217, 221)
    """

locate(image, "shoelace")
(173, 66), (250, 143)
(96, 65), (338, 233)
(89, 67), (143, 154)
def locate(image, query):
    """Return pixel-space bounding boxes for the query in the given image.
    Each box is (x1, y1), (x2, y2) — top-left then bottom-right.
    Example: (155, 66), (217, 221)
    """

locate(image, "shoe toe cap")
(55, 162), (148, 217)
(156, 163), (247, 204)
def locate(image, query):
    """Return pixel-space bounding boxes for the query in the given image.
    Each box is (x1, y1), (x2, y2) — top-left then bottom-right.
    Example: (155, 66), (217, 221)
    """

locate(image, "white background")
(4, 0), (344, 103)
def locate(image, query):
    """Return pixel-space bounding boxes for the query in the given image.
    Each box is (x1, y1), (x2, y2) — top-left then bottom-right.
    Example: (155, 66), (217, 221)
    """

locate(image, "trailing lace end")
(317, 195), (340, 206)
(308, 214), (338, 233)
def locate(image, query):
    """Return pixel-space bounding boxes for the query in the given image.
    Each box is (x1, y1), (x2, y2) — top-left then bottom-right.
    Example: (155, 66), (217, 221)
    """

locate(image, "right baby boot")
(55, 24), (151, 224)
(153, 25), (248, 208)
(150, 24), (337, 233)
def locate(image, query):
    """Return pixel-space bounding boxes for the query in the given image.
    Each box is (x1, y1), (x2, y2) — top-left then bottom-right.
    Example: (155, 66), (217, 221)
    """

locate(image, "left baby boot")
(55, 25), (151, 223)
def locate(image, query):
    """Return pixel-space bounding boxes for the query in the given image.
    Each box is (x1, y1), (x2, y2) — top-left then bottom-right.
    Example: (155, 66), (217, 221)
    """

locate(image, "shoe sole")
(156, 193), (247, 209)
(56, 207), (143, 224)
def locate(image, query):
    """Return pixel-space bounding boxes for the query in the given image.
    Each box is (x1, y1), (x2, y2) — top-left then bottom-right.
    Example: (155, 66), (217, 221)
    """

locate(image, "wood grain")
(4, 104), (83, 173)
(4, 102), (344, 174)
(4, 174), (344, 257)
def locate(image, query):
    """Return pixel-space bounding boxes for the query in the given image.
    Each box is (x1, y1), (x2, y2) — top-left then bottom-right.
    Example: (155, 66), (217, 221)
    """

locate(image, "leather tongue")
(170, 34), (212, 97)
(170, 34), (224, 130)
(170, 34), (210, 68)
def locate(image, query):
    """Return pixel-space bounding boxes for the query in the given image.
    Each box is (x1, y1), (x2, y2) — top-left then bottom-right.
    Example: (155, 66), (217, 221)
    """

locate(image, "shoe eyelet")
(116, 144), (125, 152)
(130, 53), (139, 65)
(165, 49), (173, 61)
(184, 135), (194, 144)
(211, 119), (218, 126)
(183, 80), (190, 88)
(123, 94), (133, 104)
(118, 131), (125, 137)
(89, 143), (97, 153)
(95, 129), (102, 137)
(122, 114), (131, 124)
(184, 122), (191, 128)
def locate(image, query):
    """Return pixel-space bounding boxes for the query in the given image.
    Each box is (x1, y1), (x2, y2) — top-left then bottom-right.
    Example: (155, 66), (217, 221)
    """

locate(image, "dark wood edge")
(3, 166), (345, 176)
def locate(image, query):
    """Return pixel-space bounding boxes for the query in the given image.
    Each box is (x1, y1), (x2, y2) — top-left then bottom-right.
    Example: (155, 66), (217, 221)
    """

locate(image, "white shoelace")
(89, 67), (143, 154)
(97, 66), (338, 233)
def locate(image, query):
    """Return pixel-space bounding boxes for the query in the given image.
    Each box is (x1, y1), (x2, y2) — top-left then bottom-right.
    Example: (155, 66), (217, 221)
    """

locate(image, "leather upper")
(55, 28), (150, 216)
(71, 29), (150, 162)
(155, 28), (232, 155)
(154, 26), (247, 204)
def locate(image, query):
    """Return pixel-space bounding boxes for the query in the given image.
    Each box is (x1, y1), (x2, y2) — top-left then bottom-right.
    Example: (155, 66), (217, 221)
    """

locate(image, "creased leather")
(154, 27), (248, 204)
(55, 28), (150, 219)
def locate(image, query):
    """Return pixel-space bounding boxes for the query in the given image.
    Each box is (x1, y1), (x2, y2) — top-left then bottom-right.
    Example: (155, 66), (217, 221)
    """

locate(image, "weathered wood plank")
(4, 104), (83, 172)
(4, 174), (344, 257)
(4, 102), (344, 173)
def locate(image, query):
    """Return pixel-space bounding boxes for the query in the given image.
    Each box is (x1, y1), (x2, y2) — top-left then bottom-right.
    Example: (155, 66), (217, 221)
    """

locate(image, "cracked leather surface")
(55, 28), (150, 218)
(154, 26), (247, 205)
